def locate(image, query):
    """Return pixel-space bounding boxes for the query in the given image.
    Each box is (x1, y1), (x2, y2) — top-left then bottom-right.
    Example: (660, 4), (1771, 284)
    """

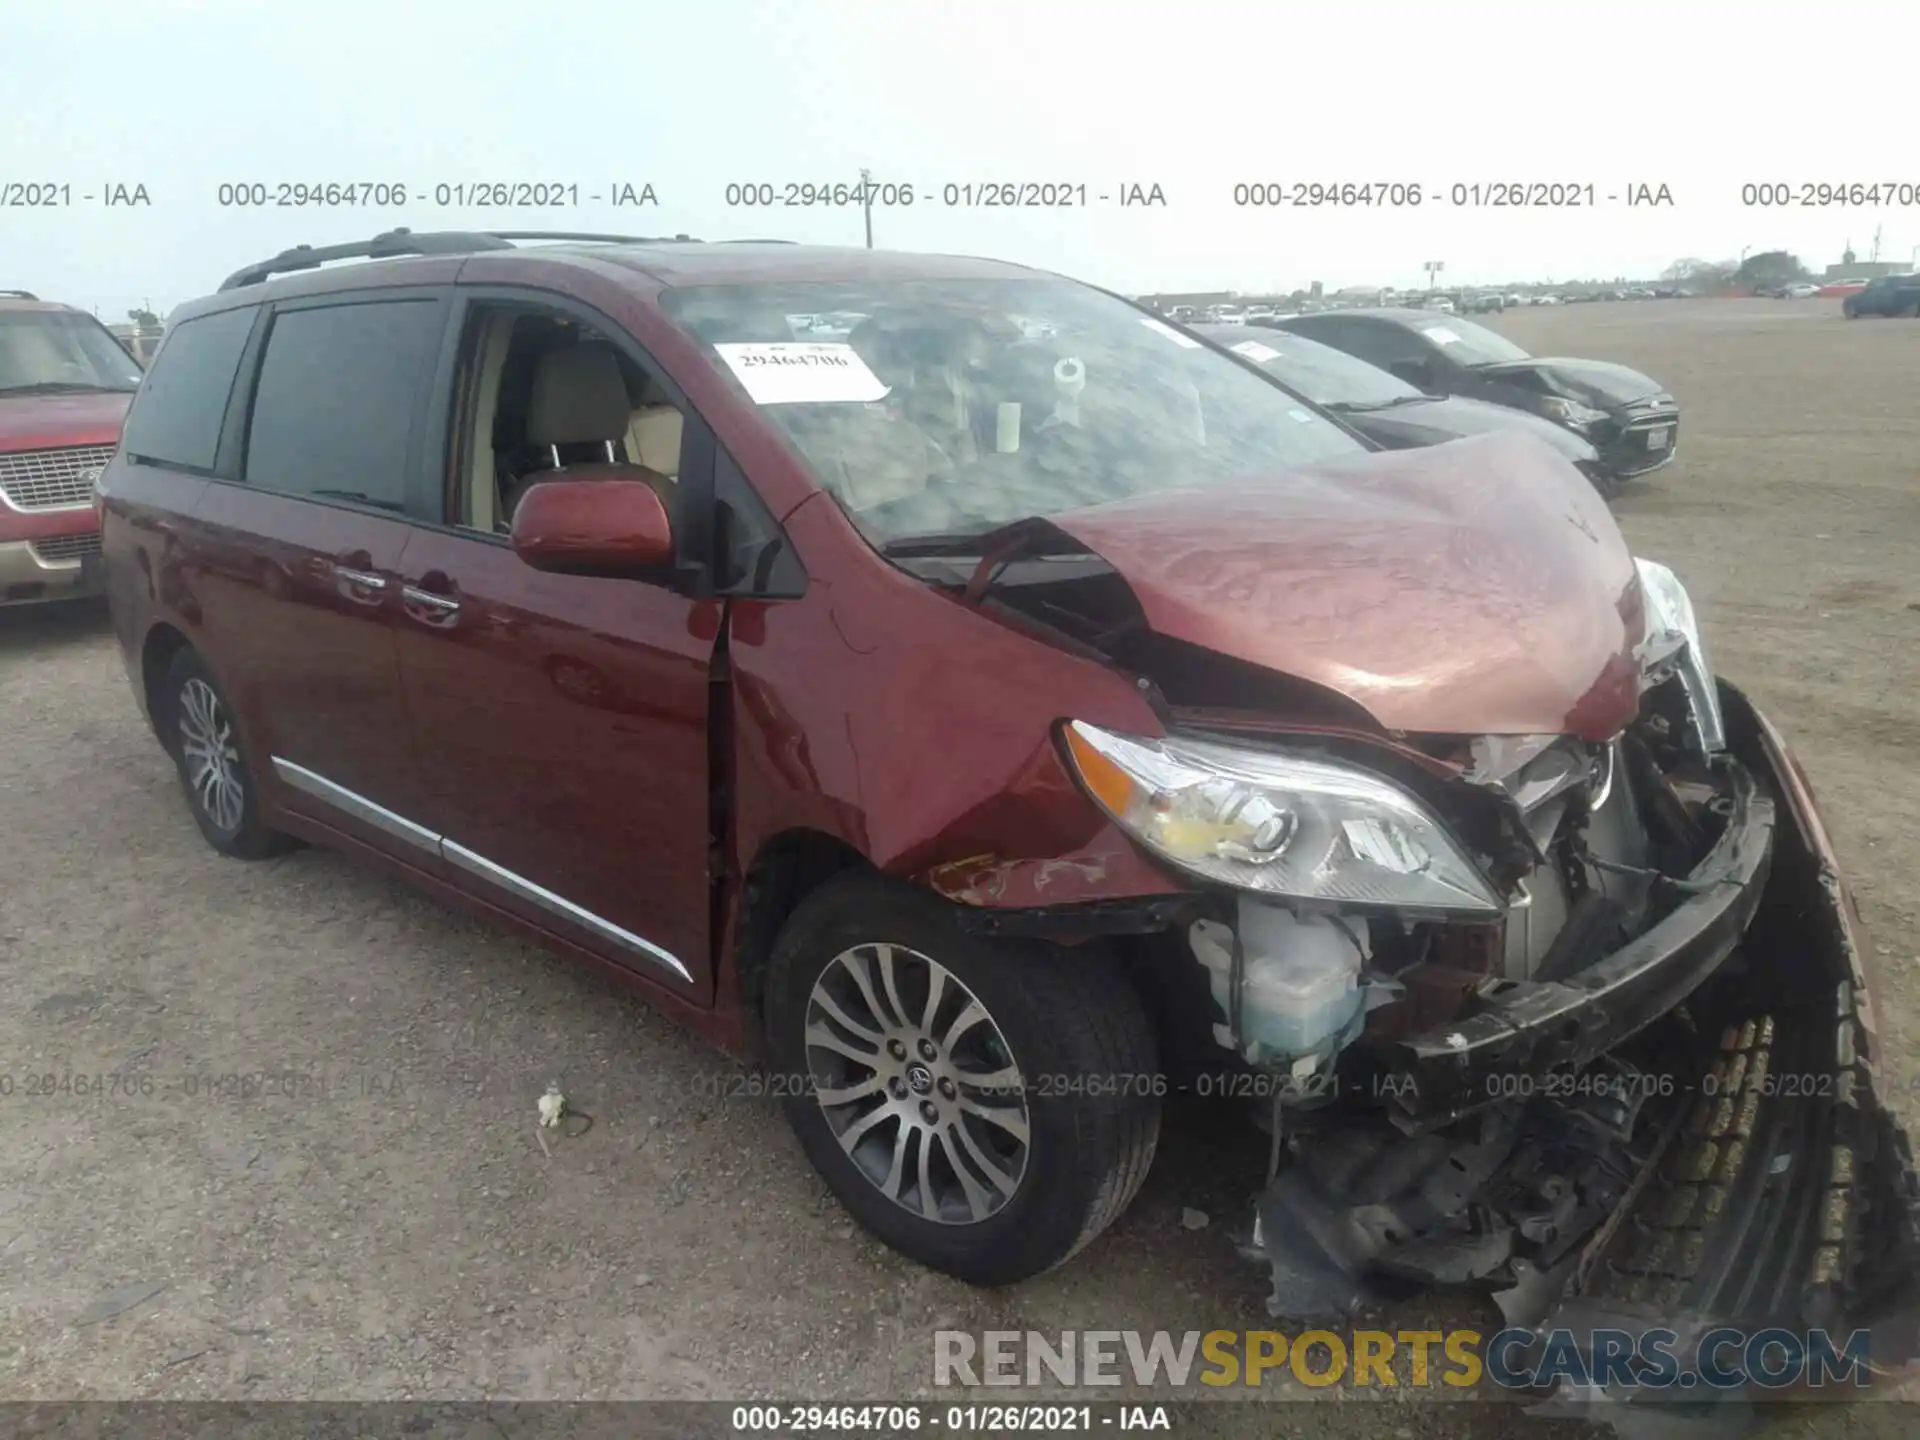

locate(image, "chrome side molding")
(441, 840), (692, 980)
(273, 758), (440, 854)
(269, 756), (694, 984)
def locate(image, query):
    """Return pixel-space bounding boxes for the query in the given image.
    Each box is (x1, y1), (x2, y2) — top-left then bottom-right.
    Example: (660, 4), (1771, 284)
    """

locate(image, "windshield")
(1218, 331), (1422, 408)
(0, 310), (144, 393)
(1416, 315), (1531, 367)
(665, 278), (1366, 549)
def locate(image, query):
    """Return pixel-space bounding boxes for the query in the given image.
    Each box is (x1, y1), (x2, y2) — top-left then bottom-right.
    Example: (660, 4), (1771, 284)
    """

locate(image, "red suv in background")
(0, 290), (145, 606)
(95, 231), (1920, 1392)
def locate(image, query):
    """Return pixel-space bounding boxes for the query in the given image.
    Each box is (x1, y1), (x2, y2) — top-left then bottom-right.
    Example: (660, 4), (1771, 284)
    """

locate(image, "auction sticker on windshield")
(1422, 326), (1463, 345)
(1139, 317), (1202, 348)
(714, 342), (891, 404)
(1231, 340), (1282, 362)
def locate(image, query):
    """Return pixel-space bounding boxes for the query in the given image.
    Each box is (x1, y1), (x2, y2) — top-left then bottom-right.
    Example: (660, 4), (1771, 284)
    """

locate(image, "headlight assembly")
(1634, 557), (1726, 754)
(1061, 720), (1504, 915)
(1539, 396), (1608, 429)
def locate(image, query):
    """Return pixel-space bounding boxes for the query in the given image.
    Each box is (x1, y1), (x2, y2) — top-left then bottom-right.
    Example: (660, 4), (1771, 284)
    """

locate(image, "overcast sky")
(9, 0), (1918, 317)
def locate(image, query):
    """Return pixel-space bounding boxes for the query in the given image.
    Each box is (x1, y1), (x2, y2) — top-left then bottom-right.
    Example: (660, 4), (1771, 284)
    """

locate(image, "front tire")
(765, 873), (1161, 1285)
(162, 648), (294, 860)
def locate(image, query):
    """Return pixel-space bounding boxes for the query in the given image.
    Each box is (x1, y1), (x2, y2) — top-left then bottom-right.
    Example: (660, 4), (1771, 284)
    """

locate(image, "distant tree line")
(1662, 252), (1810, 290)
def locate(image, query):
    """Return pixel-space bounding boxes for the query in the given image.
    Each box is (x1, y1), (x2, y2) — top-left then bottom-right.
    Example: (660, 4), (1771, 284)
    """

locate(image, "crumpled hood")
(1048, 431), (1646, 741)
(0, 390), (133, 451)
(1474, 357), (1666, 409)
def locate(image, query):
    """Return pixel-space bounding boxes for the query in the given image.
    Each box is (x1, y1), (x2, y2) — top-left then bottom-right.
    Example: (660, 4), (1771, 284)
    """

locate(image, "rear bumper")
(0, 534), (105, 605)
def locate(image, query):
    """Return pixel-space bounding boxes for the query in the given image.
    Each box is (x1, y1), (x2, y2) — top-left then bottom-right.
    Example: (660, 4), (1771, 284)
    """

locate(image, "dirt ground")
(2, 298), (1916, 1436)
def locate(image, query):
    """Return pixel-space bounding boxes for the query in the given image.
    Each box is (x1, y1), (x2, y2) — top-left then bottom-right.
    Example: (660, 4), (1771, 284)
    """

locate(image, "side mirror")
(510, 471), (675, 577)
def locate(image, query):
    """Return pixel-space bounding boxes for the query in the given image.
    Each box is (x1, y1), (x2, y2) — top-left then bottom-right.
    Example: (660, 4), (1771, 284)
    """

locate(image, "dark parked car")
(0, 290), (142, 606)
(1843, 274), (1920, 317)
(1274, 307), (1680, 482)
(1191, 324), (1611, 491)
(98, 230), (1919, 1400)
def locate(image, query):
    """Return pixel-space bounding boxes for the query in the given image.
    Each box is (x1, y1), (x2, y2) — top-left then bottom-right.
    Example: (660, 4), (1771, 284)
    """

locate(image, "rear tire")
(764, 873), (1161, 1285)
(161, 648), (296, 860)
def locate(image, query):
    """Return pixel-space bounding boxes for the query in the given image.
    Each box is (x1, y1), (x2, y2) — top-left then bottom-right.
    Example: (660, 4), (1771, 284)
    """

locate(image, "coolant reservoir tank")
(1189, 902), (1366, 1063)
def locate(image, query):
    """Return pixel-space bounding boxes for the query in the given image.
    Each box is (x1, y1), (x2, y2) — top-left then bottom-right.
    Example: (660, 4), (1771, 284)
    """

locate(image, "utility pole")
(861, 167), (874, 249)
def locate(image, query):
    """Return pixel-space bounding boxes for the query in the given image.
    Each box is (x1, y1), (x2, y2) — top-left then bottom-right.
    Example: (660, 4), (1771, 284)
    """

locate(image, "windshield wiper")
(881, 530), (996, 557)
(311, 488), (406, 514)
(0, 381), (140, 396)
(1326, 395), (1430, 414)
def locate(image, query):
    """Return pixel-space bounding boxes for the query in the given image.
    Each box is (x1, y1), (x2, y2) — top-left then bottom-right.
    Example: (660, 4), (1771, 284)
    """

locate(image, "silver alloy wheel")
(178, 677), (245, 833)
(804, 943), (1031, 1225)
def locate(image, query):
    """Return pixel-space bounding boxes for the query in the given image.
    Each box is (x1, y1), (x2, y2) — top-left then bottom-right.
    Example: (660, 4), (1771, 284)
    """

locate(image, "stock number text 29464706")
(1741, 181), (1920, 207)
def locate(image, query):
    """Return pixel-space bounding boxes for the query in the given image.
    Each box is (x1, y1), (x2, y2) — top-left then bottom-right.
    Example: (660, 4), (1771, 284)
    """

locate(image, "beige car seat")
(625, 380), (684, 478)
(504, 343), (676, 518)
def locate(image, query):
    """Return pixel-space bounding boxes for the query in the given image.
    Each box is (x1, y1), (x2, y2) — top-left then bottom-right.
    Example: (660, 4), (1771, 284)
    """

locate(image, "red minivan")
(98, 231), (1918, 1380)
(0, 291), (144, 605)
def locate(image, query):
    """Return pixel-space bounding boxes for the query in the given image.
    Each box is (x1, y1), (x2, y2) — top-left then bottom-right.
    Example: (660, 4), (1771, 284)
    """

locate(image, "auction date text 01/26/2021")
(10, 177), (1920, 211)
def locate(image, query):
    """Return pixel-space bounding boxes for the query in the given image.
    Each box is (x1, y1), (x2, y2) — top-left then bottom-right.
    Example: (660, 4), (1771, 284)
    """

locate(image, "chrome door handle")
(401, 585), (459, 611)
(334, 566), (388, 590)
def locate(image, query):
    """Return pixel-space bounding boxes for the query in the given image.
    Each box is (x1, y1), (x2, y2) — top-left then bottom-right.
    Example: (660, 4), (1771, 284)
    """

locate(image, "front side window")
(1236, 334), (1423, 409)
(1294, 318), (1433, 374)
(0, 309), (145, 397)
(243, 300), (443, 511)
(448, 303), (689, 538)
(662, 278), (1364, 550)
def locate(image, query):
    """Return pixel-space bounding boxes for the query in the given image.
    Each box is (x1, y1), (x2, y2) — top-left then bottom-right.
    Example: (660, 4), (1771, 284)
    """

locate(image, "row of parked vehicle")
(6, 231), (1915, 1421)
(1153, 298), (1681, 490)
(1172, 287), (1697, 328)
(1197, 307), (1678, 492)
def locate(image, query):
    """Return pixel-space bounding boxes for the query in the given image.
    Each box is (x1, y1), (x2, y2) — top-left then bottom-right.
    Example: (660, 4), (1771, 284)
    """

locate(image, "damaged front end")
(1238, 677), (1920, 1424)
(1212, 689), (1920, 1420)
(1026, 544), (1920, 1413)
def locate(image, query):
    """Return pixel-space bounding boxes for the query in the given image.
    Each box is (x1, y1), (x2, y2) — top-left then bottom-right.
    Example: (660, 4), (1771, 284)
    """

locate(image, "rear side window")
(243, 300), (443, 510)
(120, 306), (257, 471)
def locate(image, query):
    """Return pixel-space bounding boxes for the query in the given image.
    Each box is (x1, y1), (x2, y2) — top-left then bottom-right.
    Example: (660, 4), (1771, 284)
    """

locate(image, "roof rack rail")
(0, 288), (39, 300)
(219, 228), (515, 291)
(218, 228), (708, 291)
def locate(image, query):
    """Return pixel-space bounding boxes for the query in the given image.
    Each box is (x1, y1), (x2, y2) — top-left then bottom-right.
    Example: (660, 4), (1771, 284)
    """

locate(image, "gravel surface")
(1, 299), (1915, 1436)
